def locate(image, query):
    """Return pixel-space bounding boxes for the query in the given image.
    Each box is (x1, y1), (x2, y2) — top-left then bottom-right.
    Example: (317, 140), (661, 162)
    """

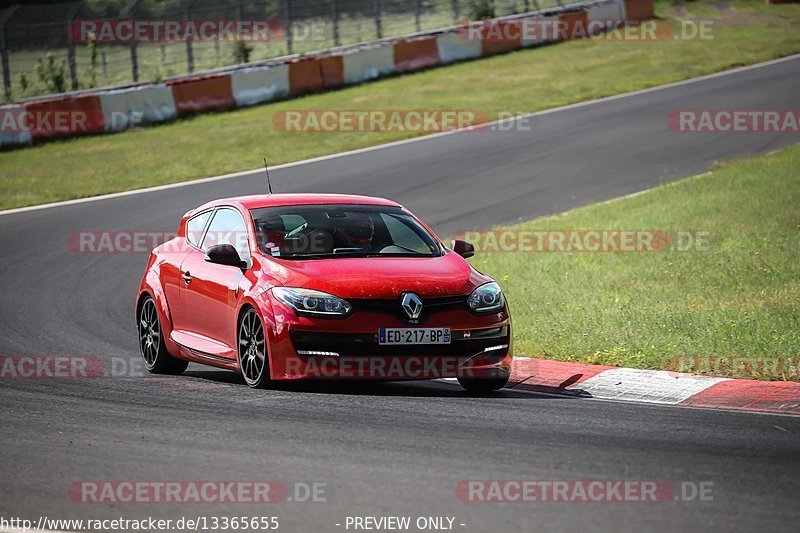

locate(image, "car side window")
(201, 208), (250, 262)
(186, 211), (212, 247)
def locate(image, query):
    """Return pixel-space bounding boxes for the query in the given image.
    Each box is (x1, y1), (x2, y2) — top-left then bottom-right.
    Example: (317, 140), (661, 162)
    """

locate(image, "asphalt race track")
(1, 56), (799, 532)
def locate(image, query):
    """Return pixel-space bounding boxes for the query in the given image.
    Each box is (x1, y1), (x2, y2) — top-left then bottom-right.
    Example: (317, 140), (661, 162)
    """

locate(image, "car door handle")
(181, 271), (192, 284)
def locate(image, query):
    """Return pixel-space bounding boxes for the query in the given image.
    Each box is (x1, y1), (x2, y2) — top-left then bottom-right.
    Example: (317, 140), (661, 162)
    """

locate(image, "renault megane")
(136, 194), (512, 392)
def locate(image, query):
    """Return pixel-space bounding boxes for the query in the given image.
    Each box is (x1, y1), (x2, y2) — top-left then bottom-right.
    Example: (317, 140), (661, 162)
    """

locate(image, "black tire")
(238, 307), (270, 389)
(457, 376), (509, 393)
(138, 296), (188, 375)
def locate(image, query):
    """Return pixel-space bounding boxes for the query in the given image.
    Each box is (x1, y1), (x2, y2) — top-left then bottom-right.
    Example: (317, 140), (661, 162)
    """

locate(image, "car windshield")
(250, 204), (442, 260)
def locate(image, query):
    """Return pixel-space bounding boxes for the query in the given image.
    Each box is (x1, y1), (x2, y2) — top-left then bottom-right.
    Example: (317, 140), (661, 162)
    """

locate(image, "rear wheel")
(238, 307), (270, 388)
(138, 296), (188, 375)
(457, 376), (509, 393)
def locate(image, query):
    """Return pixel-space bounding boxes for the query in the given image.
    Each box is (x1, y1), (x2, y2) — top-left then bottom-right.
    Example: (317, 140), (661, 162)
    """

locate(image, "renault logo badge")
(401, 293), (424, 320)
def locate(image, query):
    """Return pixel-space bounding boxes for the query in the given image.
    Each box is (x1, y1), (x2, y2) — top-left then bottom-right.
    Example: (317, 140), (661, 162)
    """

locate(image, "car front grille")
(349, 295), (469, 324)
(290, 326), (509, 357)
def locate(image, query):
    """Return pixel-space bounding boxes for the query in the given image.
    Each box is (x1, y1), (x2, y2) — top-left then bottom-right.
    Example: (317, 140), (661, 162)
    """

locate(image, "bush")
(233, 39), (254, 65)
(35, 53), (68, 94)
(468, 0), (496, 20)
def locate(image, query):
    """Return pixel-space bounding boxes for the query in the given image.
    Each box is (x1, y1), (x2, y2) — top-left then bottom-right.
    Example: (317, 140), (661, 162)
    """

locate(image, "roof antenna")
(263, 157), (273, 195)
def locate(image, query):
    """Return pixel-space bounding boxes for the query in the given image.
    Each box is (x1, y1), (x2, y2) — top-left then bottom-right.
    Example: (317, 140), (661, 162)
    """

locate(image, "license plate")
(378, 328), (451, 345)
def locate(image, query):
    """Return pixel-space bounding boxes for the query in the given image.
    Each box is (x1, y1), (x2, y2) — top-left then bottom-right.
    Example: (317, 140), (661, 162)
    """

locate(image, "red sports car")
(137, 194), (512, 392)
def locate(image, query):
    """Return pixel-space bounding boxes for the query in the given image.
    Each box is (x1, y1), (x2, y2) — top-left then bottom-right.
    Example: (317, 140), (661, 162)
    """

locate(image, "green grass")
(471, 144), (800, 381)
(1, 0), (800, 210)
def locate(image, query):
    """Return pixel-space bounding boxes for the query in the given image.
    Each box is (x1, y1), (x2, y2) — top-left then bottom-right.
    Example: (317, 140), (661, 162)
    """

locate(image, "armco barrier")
(230, 65), (290, 107)
(480, 19), (523, 56)
(99, 84), (176, 132)
(288, 57), (325, 95)
(393, 36), (441, 73)
(169, 74), (234, 116)
(624, 0), (655, 21)
(0, 105), (32, 149)
(319, 54), (345, 89)
(436, 31), (482, 64)
(342, 44), (395, 85)
(23, 93), (104, 143)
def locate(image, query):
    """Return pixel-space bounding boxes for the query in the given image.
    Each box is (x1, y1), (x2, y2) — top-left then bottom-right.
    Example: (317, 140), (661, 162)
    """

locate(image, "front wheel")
(457, 376), (508, 393)
(138, 296), (188, 375)
(238, 307), (270, 388)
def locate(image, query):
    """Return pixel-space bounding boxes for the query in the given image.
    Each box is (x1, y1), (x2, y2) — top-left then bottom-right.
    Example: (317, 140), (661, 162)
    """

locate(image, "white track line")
(2, 53), (798, 218)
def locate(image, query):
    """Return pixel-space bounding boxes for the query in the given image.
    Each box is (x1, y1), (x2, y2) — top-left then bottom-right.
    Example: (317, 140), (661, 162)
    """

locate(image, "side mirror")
(451, 239), (475, 259)
(204, 244), (246, 269)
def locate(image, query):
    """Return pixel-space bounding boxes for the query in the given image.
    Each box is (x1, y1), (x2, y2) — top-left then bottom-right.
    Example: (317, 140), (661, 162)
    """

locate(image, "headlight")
(467, 282), (505, 313)
(272, 287), (352, 317)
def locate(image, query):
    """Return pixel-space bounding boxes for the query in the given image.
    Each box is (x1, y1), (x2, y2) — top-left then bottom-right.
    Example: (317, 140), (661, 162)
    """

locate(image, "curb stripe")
(509, 357), (800, 415)
(680, 379), (800, 415)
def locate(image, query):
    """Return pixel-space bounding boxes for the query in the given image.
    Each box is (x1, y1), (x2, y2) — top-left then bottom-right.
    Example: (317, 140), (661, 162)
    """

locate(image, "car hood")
(261, 252), (491, 299)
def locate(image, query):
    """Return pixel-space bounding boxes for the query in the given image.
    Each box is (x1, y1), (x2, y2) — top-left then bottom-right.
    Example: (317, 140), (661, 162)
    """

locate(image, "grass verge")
(472, 144), (800, 381)
(1, 0), (800, 210)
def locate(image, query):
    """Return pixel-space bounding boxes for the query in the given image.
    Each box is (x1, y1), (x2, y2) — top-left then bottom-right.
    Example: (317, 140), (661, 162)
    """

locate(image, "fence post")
(450, 0), (459, 23)
(285, 0), (293, 54)
(0, 6), (18, 101)
(331, 0), (340, 47)
(414, 0), (421, 33)
(66, 1), (84, 91)
(184, 0), (195, 73)
(373, 0), (382, 39)
(128, 0), (143, 82)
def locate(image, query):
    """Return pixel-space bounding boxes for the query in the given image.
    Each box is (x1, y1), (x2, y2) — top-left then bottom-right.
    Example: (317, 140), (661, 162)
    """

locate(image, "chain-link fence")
(0, 0), (566, 102)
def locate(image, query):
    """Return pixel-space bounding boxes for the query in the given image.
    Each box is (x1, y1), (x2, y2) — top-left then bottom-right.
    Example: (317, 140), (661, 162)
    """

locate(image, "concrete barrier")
(319, 54), (345, 88)
(99, 84), (176, 131)
(230, 65), (290, 107)
(588, 0), (626, 23)
(623, 0), (656, 21)
(342, 44), (395, 85)
(558, 9), (589, 41)
(520, 15), (554, 47)
(169, 74), (235, 116)
(480, 19), (523, 56)
(394, 36), (441, 72)
(288, 57), (325, 95)
(436, 31), (482, 64)
(23, 94), (105, 143)
(0, 1), (658, 149)
(587, 0), (626, 35)
(0, 104), (32, 149)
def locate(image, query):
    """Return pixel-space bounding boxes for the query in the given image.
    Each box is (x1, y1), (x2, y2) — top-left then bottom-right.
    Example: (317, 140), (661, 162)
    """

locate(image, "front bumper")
(267, 294), (512, 380)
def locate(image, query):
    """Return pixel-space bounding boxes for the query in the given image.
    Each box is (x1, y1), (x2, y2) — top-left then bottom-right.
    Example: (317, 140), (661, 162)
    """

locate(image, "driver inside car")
(334, 212), (376, 250)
